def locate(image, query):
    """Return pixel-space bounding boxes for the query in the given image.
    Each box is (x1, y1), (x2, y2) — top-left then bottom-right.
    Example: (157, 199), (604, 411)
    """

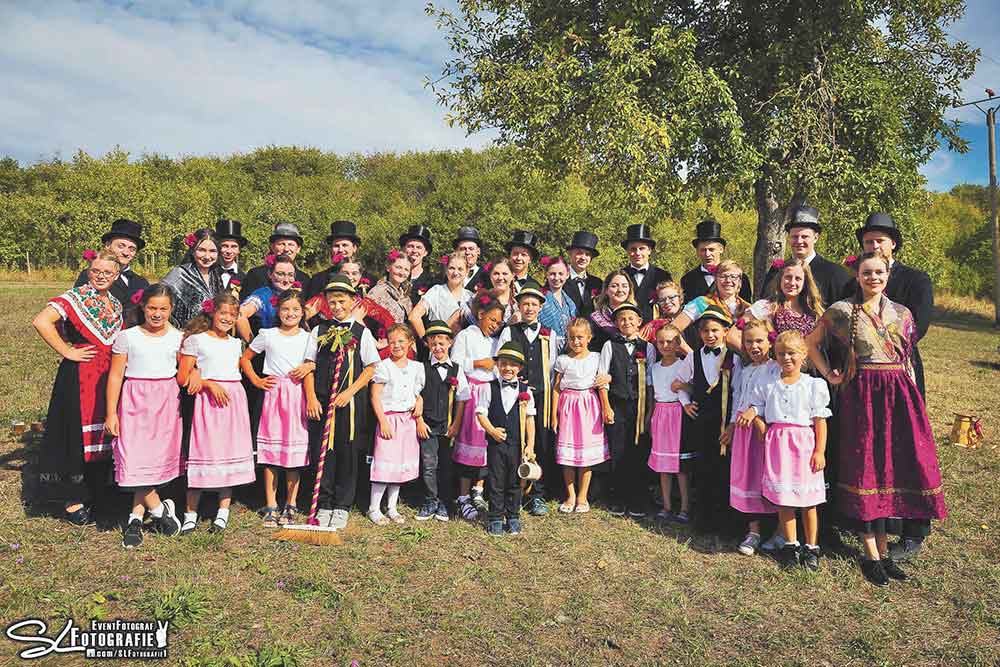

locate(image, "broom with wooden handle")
(273, 340), (348, 545)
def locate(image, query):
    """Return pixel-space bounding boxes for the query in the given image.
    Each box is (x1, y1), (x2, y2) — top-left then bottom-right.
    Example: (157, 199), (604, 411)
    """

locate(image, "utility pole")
(955, 93), (1000, 326)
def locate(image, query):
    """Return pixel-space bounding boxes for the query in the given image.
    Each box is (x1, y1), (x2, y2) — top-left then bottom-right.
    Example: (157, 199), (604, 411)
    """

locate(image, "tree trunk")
(752, 177), (805, 297)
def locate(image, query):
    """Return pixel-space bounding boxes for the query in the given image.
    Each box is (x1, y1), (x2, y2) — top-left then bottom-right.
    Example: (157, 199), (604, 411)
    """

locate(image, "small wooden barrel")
(30, 421), (44, 433)
(951, 414), (983, 449)
(11, 421), (26, 436)
(518, 460), (542, 481)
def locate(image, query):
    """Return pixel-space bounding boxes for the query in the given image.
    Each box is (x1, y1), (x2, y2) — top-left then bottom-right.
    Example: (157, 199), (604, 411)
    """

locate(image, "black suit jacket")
(762, 254), (851, 310)
(884, 262), (933, 397)
(464, 266), (491, 292)
(564, 273), (603, 318)
(75, 268), (150, 326)
(680, 266), (752, 303)
(624, 265), (672, 321)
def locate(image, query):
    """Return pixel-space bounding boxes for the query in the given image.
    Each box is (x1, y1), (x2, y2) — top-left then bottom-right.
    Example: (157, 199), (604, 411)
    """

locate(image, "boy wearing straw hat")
(477, 341), (536, 536)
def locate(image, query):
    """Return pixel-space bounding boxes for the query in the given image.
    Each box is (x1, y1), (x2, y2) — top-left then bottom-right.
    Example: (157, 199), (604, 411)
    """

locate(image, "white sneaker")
(760, 533), (787, 552)
(330, 509), (350, 530)
(737, 532), (761, 556)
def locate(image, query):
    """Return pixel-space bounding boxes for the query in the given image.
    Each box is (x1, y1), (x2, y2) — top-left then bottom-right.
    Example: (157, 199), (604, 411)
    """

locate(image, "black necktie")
(502, 380), (519, 389)
(703, 346), (722, 356)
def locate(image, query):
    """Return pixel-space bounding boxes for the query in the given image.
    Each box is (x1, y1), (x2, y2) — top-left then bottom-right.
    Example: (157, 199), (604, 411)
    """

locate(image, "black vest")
(421, 360), (460, 430)
(508, 324), (547, 392)
(313, 321), (368, 405)
(691, 348), (729, 420)
(486, 379), (526, 449)
(606, 339), (640, 401)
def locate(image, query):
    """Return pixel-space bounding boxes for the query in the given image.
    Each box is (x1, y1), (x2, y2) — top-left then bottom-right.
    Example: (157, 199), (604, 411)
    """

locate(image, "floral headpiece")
(82, 249), (98, 261)
(387, 249), (403, 263)
(843, 255), (858, 268)
(439, 254), (451, 267)
(767, 330), (778, 343)
(184, 233), (197, 248)
(201, 298), (216, 314)
(292, 280), (302, 289)
(539, 255), (553, 268)
(770, 259), (786, 270)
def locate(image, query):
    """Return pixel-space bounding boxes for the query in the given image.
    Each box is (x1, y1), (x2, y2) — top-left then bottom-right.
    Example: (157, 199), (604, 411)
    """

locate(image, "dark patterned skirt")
(836, 363), (946, 524)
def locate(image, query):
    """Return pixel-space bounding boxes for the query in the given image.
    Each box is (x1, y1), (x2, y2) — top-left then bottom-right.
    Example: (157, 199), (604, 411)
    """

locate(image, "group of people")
(33, 206), (944, 586)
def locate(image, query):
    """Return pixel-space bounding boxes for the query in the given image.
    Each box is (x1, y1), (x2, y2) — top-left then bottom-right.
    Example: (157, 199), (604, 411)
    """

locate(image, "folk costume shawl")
(821, 296), (916, 377)
(46, 285), (123, 461)
(161, 262), (224, 328)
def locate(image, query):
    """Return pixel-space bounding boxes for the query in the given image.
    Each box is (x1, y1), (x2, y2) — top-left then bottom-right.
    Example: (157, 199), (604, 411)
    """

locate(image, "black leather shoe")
(65, 505), (94, 526)
(800, 545), (822, 572)
(887, 538), (923, 562)
(777, 543), (801, 570)
(881, 557), (908, 581)
(861, 559), (889, 586)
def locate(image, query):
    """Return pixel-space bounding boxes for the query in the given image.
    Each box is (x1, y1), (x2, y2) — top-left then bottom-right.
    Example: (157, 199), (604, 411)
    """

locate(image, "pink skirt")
(187, 381), (255, 489)
(112, 378), (183, 487)
(555, 389), (608, 467)
(648, 402), (683, 473)
(452, 379), (488, 468)
(371, 412), (419, 483)
(257, 376), (310, 468)
(729, 424), (776, 514)
(763, 423), (826, 508)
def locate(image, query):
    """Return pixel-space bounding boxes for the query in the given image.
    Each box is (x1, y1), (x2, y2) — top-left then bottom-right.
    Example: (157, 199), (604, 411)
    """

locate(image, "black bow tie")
(222, 268), (236, 276)
(572, 276), (585, 283)
(616, 335), (637, 345)
(433, 361), (451, 369)
(501, 380), (519, 389)
(703, 346), (722, 356)
(330, 319), (349, 328)
(523, 322), (539, 332)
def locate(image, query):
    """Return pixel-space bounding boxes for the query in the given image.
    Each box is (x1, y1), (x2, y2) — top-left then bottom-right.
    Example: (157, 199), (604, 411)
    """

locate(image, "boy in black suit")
(215, 219), (247, 291)
(565, 231), (603, 318)
(621, 224), (671, 321)
(680, 219), (752, 303)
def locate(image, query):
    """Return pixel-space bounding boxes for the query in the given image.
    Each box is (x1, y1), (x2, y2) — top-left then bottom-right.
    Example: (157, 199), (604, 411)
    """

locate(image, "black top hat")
(514, 278), (546, 303)
(215, 219), (248, 247)
(101, 218), (145, 250)
(855, 212), (902, 250)
(268, 222), (304, 246)
(566, 230), (600, 257)
(505, 230), (540, 258)
(621, 223), (656, 250)
(691, 219), (726, 248)
(453, 226), (482, 248)
(784, 206), (822, 233)
(399, 225), (432, 253)
(326, 220), (361, 246)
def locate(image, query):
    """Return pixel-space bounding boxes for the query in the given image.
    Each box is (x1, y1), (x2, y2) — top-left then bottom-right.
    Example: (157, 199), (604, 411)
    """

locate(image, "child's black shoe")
(800, 545), (821, 572)
(65, 505), (94, 526)
(777, 543), (800, 570)
(486, 519), (503, 536)
(122, 518), (143, 549)
(861, 559), (889, 586)
(881, 557), (908, 581)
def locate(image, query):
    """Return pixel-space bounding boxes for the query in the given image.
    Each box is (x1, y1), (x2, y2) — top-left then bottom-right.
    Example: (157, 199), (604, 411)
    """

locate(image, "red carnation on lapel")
(447, 376), (459, 387)
(291, 280), (302, 289)
(517, 391), (531, 402)
(635, 349), (646, 360)
(330, 252), (346, 266)
(482, 262), (493, 273)
(590, 288), (600, 297)
(705, 265), (718, 274)
(540, 326), (551, 336)
(230, 278), (241, 287)
(130, 289), (144, 305)
(82, 249), (98, 261)
(359, 277), (371, 287)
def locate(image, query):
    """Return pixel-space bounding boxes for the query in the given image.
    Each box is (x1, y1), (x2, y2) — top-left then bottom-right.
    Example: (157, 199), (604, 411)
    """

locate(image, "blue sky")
(1, 0), (997, 192)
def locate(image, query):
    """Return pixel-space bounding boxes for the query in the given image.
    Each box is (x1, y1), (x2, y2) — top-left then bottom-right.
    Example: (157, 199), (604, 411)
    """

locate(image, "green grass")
(0, 285), (998, 666)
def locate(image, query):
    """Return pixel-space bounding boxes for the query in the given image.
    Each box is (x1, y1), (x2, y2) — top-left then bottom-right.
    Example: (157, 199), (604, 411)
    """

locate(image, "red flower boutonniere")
(539, 255), (553, 268)
(482, 262), (493, 273)
(184, 233), (197, 248)
(635, 349), (646, 360)
(705, 265), (718, 274)
(590, 288), (600, 297)
(82, 249), (98, 261)
(517, 391), (531, 402)
(843, 255), (858, 268)
(439, 254), (451, 267)
(264, 253), (277, 268)
(770, 259), (786, 270)
(359, 277), (371, 287)
(447, 376), (459, 387)
(292, 280), (302, 289)
(540, 326), (551, 337)
(201, 298), (216, 314)
(230, 278), (241, 287)
(130, 289), (144, 305)
(417, 286), (428, 296)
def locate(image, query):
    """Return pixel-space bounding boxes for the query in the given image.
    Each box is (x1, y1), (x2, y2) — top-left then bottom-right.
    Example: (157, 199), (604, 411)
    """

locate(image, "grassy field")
(0, 284), (998, 666)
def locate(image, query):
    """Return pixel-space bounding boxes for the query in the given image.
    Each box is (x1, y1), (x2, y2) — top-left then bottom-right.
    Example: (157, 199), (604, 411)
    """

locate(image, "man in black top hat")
(621, 223), (671, 321)
(454, 226), (490, 291)
(761, 206), (851, 308)
(565, 231), (603, 318)
(305, 220), (375, 300)
(243, 221), (310, 297)
(853, 212), (935, 561)
(215, 219), (247, 290)
(506, 230), (540, 294)
(680, 220), (752, 303)
(400, 225), (437, 297)
(74, 218), (150, 309)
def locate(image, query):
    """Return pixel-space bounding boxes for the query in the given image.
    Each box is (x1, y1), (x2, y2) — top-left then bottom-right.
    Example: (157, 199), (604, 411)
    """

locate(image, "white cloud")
(0, 0), (489, 163)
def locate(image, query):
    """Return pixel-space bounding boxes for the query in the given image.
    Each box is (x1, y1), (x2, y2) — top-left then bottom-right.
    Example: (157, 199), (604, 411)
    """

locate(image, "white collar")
(569, 267), (588, 280)
(630, 264), (650, 272)
(799, 251), (817, 265)
(222, 262), (238, 271)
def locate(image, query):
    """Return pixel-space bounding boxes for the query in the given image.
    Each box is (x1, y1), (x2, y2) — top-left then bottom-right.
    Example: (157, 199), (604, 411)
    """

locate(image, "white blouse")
(420, 284), (472, 322)
(729, 357), (781, 423)
(372, 358), (426, 413)
(180, 332), (242, 381)
(450, 325), (497, 382)
(553, 352), (601, 391)
(249, 328), (311, 377)
(112, 326), (183, 379)
(646, 359), (690, 403)
(749, 374), (832, 426)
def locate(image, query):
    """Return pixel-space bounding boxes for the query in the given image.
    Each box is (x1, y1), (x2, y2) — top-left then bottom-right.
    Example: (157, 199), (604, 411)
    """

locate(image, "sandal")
(209, 515), (229, 533)
(558, 503), (575, 514)
(279, 505), (296, 526)
(180, 516), (198, 535)
(262, 506), (279, 528)
(574, 503), (591, 514)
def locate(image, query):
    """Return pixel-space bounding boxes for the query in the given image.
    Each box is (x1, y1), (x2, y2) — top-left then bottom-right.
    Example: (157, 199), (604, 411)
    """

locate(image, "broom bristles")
(271, 524), (344, 546)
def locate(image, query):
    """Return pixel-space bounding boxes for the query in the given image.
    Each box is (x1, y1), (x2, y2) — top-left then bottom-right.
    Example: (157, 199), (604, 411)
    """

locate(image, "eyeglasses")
(272, 271), (296, 279)
(88, 269), (119, 278)
(718, 273), (742, 282)
(658, 295), (681, 302)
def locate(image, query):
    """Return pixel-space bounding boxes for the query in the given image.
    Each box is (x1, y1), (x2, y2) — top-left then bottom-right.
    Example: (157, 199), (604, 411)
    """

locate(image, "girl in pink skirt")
(369, 324), (425, 525)
(726, 319), (779, 556)
(450, 295), (505, 521)
(177, 292), (255, 535)
(646, 325), (690, 522)
(552, 318), (610, 513)
(748, 330), (830, 571)
(105, 284), (184, 548)
(240, 290), (313, 528)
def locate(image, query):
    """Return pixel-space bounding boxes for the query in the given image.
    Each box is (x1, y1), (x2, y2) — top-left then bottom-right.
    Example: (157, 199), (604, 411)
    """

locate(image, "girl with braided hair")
(805, 251), (946, 586)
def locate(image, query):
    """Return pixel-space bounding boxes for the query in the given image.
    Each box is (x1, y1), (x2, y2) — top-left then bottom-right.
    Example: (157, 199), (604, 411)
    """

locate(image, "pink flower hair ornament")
(184, 233), (197, 248)
(201, 298), (216, 314)
(292, 280), (302, 289)
(539, 255), (553, 268)
(768, 330), (778, 343)
(770, 259), (786, 270)
(265, 253), (277, 268)
(439, 254), (451, 267)
(130, 289), (144, 305)
(387, 249), (403, 263)
(82, 249), (98, 261)
(843, 255), (858, 268)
